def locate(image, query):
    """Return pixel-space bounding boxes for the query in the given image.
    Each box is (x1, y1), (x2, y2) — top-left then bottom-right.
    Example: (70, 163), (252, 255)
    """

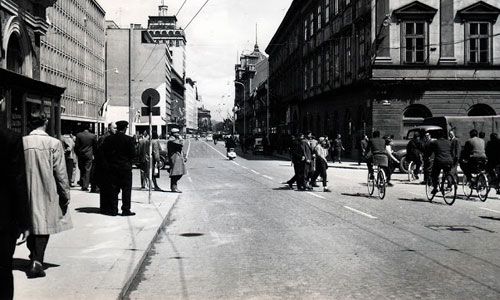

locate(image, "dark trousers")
(170, 175), (182, 190)
(100, 184), (116, 215)
(78, 157), (93, 189)
(0, 227), (17, 300)
(335, 148), (342, 162)
(27, 235), (50, 263)
(431, 161), (452, 189)
(110, 169), (132, 213)
(287, 163), (300, 185)
(311, 159), (328, 187)
(296, 161), (310, 189)
(65, 158), (74, 185)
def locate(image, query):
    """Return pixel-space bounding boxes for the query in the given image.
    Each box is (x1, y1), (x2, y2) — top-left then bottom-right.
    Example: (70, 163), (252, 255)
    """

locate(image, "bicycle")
(367, 164), (386, 199)
(425, 168), (457, 205)
(462, 160), (490, 201)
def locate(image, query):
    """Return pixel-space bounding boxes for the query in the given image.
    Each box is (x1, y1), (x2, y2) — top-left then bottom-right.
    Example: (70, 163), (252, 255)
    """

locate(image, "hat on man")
(171, 128), (180, 133)
(116, 120), (129, 131)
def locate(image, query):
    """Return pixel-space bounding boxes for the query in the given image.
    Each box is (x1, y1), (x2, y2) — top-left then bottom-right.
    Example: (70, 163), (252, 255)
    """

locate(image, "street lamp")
(105, 67), (119, 74)
(234, 81), (245, 138)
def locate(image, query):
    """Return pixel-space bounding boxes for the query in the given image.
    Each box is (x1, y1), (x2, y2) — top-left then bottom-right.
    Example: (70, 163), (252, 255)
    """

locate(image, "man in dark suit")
(95, 122), (116, 215)
(75, 123), (97, 191)
(101, 121), (136, 216)
(0, 128), (31, 299)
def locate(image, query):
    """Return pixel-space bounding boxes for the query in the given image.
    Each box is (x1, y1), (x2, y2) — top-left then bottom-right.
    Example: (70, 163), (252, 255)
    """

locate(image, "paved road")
(126, 139), (500, 299)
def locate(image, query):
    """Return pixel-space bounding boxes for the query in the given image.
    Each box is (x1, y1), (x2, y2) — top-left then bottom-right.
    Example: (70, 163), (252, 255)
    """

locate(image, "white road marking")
(187, 176), (193, 183)
(262, 175), (274, 180)
(250, 169), (260, 175)
(409, 192), (423, 197)
(480, 207), (500, 214)
(344, 206), (378, 219)
(306, 192), (325, 199)
(204, 141), (229, 159)
(241, 166), (248, 169)
(232, 161), (240, 166)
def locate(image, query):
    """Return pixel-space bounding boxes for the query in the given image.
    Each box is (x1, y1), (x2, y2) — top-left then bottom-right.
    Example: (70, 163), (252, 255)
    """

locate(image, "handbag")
(153, 163), (160, 178)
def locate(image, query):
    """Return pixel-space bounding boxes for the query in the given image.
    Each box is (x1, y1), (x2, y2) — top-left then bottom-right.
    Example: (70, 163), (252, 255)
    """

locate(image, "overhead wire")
(176, 0), (188, 16)
(183, 0), (210, 30)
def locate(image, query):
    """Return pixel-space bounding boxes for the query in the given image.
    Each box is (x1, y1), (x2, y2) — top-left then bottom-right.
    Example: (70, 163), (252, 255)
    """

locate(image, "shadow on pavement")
(13, 258), (60, 275)
(398, 197), (429, 203)
(75, 207), (101, 214)
(272, 186), (293, 191)
(341, 192), (372, 198)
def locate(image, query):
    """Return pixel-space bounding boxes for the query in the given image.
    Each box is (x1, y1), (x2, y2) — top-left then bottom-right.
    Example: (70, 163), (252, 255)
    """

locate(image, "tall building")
(41, 0), (106, 134)
(1, 0), (65, 136)
(234, 42), (267, 137)
(267, 0), (500, 155)
(106, 22), (172, 137)
(147, 2), (187, 132)
(185, 78), (200, 133)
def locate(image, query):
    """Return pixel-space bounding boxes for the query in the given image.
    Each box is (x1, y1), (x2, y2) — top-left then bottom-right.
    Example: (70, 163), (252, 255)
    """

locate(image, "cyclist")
(406, 132), (423, 180)
(384, 136), (400, 186)
(428, 130), (454, 195)
(449, 130), (461, 180)
(422, 132), (433, 184)
(460, 129), (487, 184)
(366, 131), (391, 185)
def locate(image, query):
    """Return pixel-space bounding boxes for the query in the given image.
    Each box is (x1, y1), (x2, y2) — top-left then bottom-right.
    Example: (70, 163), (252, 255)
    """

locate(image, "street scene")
(2, 0), (500, 299)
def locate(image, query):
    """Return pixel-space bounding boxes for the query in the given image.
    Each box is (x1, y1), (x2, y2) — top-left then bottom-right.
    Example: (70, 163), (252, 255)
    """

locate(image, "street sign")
(141, 107), (161, 116)
(141, 88), (160, 107)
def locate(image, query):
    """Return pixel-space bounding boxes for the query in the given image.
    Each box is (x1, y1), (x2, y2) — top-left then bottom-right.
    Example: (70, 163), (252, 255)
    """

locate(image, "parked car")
(252, 137), (264, 154)
(206, 134), (213, 141)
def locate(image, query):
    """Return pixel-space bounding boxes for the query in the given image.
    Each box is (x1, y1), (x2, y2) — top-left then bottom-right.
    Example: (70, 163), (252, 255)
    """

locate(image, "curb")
(117, 194), (181, 300)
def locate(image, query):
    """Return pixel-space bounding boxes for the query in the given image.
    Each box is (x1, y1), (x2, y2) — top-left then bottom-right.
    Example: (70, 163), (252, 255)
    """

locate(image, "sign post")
(141, 88), (160, 203)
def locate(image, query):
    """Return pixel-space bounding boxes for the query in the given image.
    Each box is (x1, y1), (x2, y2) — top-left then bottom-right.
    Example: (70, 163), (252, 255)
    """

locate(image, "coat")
(23, 130), (72, 235)
(102, 132), (136, 171)
(0, 128), (31, 232)
(168, 138), (186, 177)
(75, 130), (97, 159)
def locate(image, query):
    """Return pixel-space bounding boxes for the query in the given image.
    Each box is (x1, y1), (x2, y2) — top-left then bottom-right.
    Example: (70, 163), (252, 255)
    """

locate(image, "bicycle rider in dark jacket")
(428, 130), (453, 194)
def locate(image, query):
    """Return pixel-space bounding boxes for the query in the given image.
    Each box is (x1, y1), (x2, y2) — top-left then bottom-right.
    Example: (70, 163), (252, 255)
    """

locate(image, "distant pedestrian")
(333, 134), (345, 163)
(139, 132), (163, 191)
(0, 128), (31, 299)
(95, 122), (117, 215)
(23, 111), (72, 278)
(61, 129), (76, 187)
(75, 123), (97, 191)
(285, 134), (300, 189)
(359, 135), (369, 165)
(102, 120), (136, 216)
(296, 133), (313, 190)
(168, 128), (187, 192)
(449, 130), (461, 179)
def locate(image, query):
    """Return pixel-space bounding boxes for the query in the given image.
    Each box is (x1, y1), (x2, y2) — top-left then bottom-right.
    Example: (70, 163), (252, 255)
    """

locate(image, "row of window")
(304, 0), (355, 41)
(402, 21), (493, 64)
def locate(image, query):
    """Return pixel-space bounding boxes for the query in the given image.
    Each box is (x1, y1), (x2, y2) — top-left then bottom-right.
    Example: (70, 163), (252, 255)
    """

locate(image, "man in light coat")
(23, 111), (72, 278)
(168, 128), (187, 193)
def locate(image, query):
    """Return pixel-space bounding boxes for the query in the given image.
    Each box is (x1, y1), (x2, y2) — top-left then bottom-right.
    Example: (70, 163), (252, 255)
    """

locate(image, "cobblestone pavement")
(126, 141), (500, 299)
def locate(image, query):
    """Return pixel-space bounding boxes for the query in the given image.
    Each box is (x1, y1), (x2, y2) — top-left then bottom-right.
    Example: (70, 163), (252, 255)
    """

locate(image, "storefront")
(0, 68), (65, 137)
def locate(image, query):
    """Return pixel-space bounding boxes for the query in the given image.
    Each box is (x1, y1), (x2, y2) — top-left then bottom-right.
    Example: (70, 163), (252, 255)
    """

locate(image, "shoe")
(101, 210), (118, 216)
(311, 184), (320, 187)
(431, 188), (438, 195)
(287, 182), (293, 189)
(323, 187), (331, 192)
(171, 188), (182, 193)
(81, 187), (89, 191)
(27, 261), (46, 278)
(415, 175), (420, 180)
(121, 211), (136, 216)
(154, 187), (165, 192)
(387, 182), (394, 187)
(306, 186), (313, 190)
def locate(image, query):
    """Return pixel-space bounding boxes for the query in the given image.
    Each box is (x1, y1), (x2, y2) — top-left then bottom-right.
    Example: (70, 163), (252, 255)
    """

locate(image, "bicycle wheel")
(462, 175), (473, 199)
(408, 161), (416, 182)
(367, 172), (375, 196)
(477, 173), (490, 202)
(441, 174), (457, 205)
(377, 169), (386, 200)
(425, 177), (435, 201)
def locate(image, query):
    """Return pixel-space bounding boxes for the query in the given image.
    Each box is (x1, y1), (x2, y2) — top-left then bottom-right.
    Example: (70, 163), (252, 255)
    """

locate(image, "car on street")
(206, 134), (213, 141)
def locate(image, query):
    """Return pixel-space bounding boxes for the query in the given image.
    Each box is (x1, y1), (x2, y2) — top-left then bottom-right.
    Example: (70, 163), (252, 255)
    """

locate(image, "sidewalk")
(13, 170), (179, 300)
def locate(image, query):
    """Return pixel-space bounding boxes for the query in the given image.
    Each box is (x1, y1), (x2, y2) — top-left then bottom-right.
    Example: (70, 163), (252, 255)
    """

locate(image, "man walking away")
(449, 130), (461, 180)
(296, 133), (313, 190)
(95, 122), (117, 215)
(168, 128), (187, 193)
(61, 129), (76, 187)
(0, 128), (31, 299)
(102, 121), (136, 216)
(359, 135), (369, 165)
(75, 123), (97, 191)
(285, 135), (300, 189)
(23, 111), (72, 278)
(333, 134), (345, 163)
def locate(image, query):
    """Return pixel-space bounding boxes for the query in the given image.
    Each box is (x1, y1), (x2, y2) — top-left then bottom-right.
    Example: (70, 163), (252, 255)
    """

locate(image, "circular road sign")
(141, 88), (160, 107)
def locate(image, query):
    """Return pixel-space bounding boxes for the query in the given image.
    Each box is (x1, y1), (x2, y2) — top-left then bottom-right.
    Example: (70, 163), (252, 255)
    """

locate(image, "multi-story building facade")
(1, 0), (65, 136)
(106, 21), (172, 137)
(234, 43), (267, 137)
(185, 77), (199, 133)
(267, 0), (500, 155)
(41, 0), (106, 134)
(198, 107), (212, 133)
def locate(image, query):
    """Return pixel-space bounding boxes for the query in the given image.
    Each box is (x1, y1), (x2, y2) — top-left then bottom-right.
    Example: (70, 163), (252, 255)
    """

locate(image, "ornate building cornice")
(1, 0), (52, 35)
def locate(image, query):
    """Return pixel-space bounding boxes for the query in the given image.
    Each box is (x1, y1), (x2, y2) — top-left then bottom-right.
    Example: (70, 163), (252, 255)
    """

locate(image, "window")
(334, 0), (339, 15)
(325, 0), (330, 23)
(318, 6), (322, 30)
(346, 0), (351, 5)
(403, 22), (426, 63)
(467, 22), (490, 64)
(345, 35), (352, 75)
(310, 13), (314, 37)
(317, 55), (322, 85)
(333, 41), (340, 80)
(310, 59), (314, 87)
(304, 62), (308, 90)
(325, 50), (330, 83)
(304, 19), (308, 41)
(358, 27), (366, 70)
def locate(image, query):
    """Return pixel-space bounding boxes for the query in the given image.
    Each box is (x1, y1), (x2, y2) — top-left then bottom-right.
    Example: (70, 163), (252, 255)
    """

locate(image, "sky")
(97, 0), (293, 121)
